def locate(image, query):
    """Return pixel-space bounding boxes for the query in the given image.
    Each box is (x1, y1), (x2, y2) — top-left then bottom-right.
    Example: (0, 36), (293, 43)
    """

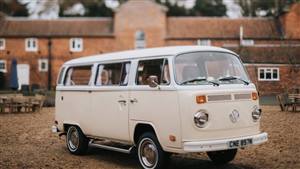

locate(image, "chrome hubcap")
(68, 127), (79, 151)
(139, 138), (158, 168)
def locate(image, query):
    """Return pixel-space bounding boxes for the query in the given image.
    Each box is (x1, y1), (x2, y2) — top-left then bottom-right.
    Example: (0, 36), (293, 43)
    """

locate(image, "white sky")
(106, 0), (242, 18)
(19, 0), (242, 19)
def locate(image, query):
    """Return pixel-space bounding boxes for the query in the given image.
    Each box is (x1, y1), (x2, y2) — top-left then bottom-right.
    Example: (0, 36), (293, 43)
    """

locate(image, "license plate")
(228, 138), (253, 148)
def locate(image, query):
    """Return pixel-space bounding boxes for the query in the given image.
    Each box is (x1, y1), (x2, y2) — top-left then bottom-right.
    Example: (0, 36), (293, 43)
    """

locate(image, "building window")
(135, 30), (146, 49)
(258, 67), (279, 81)
(0, 39), (5, 50)
(38, 59), (48, 72)
(197, 39), (211, 46)
(70, 38), (83, 52)
(25, 38), (38, 51)
(241, 39), (254, 46)
(0, 60), (6, 73)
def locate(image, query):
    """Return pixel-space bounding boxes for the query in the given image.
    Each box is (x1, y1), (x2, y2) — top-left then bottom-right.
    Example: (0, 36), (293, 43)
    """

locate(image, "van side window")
(95, 62), (131, 86)
(64, 66), (93, 86)
(136, 59), (170, 85)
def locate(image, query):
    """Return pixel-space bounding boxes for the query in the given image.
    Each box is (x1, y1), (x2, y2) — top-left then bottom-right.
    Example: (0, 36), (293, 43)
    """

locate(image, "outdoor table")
(288, 93), (300, 112)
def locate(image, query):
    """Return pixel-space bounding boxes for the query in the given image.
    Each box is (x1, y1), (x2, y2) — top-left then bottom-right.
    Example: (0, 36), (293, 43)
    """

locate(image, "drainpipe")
(47, 38), (52, 90)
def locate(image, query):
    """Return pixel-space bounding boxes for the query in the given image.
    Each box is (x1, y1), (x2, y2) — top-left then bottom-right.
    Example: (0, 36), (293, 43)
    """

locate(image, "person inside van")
(101, 69), (110, 85)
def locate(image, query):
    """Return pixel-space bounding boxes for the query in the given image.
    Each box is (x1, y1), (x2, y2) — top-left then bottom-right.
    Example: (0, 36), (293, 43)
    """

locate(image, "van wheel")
(207, 149), (237, 165)
(66, 126), (89, 155)
(137, 132), (169, 169)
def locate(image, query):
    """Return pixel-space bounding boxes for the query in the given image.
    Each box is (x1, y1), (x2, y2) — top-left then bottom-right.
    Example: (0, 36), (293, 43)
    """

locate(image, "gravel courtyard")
(0, 106), (299, 169)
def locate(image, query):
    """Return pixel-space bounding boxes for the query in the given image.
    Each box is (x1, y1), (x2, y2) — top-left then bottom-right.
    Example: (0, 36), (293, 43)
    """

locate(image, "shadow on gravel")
(87, 147), (254, 169)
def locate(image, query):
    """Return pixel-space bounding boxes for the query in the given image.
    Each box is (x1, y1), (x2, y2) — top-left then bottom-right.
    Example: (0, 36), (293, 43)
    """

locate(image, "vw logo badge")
(230, 109), (240, 123)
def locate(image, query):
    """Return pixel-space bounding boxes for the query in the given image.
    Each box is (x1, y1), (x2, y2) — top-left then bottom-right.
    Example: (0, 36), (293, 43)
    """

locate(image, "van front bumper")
(183, 132), (268, 152)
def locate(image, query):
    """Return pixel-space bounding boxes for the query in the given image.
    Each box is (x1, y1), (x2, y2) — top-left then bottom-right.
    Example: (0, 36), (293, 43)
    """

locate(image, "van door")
(90, 62), (131, 141)
(56, 65), (93, 133)
(129, 58), (182, 149)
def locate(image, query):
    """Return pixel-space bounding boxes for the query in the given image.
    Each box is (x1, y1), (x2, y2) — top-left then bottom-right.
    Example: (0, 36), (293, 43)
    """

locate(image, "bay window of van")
(175, 52), (249, 85)
(136, 59), (170, 85)
(64, 66), (93, 86)
(258, 67), (279, 81)
(95, 62), (131, 86)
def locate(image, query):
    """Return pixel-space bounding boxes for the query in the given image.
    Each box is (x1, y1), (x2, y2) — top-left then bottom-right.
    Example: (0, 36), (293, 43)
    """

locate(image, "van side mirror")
(147, 75), (159, 88)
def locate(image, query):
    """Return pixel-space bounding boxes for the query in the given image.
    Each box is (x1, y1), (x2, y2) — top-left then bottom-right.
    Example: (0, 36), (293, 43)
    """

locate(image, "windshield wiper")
(180, 77), (219, 86)
(218, 76), (249, 85)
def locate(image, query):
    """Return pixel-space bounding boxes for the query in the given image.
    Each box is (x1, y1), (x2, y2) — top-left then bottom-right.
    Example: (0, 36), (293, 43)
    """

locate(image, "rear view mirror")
(147, 75), (159, 88)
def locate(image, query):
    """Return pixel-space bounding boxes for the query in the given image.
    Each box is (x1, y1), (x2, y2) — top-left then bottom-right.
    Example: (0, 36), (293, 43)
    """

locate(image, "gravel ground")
(0, 106), (299, 169)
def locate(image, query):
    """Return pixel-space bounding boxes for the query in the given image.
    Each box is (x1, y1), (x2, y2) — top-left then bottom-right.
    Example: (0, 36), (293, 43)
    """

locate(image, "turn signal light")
(252, 92), (258, 100)
(196, 95), (206, 104)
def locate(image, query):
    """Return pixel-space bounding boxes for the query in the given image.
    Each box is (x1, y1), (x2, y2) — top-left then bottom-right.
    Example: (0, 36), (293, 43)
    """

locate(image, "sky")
(19, 0), (242, 19)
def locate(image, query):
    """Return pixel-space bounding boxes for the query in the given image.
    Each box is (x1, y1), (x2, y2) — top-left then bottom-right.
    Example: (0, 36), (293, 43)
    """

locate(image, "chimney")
(279, 3), (300, 39)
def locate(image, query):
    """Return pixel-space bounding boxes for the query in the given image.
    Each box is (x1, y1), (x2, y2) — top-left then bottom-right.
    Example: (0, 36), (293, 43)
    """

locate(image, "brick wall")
(0, 37), (116, 88)
(246, 65), (300, 95)
(114, 0), (167, 50)
(280, 3), (300, 39)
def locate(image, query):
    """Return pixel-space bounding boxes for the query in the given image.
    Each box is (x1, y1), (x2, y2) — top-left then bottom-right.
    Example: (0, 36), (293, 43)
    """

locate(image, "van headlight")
(194, 111), (209, 128)
(252, 106), (261, 121)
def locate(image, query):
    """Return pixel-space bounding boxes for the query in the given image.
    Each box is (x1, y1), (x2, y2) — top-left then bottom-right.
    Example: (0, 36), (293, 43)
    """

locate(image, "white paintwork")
(55, 46), (267, 154)
(17, 64), (30, 90)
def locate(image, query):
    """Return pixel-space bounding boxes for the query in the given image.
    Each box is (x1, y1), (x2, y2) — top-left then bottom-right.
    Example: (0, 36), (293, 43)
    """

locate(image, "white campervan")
(53, 46), (268, 169)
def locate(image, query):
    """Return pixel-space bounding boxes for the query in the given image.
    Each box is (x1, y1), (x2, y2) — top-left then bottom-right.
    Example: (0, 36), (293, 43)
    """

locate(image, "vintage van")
(53, 46), (268, 169)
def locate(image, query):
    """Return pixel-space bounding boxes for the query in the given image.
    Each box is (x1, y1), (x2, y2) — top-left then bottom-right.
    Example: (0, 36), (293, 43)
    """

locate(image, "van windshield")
(174, 52), (250, 85)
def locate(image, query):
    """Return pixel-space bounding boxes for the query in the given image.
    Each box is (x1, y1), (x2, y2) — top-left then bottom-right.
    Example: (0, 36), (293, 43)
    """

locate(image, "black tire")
(137, 132), (169, 169)
(66, 126), (89, 155)
(207, 149), (237, 165)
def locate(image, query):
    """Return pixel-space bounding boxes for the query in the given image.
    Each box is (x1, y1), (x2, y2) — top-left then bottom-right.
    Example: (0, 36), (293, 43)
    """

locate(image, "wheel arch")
(63, 122), (81, 133)
(133, 122), (161, 146)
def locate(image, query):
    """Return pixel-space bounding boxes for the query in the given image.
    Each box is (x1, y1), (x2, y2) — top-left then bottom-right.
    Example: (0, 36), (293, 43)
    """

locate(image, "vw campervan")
(53, 46), (268, 169)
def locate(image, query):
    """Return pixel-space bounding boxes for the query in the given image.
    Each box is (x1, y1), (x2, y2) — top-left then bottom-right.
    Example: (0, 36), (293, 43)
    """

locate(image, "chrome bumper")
(183, 132), (268, 152)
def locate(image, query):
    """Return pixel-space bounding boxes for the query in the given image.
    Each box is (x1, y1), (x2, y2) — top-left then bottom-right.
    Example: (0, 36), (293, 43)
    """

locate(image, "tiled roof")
(0, 17), (113, 37)
(227, 46), (300, 64)
(167, 17), (282, 39)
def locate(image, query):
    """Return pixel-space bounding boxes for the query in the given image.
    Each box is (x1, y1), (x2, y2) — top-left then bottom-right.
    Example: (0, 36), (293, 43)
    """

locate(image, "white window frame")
(25, 38), (38, 52)
(197, 39), (211, 46)
(241, 39), (254, 46)
(0, 60), (7, 73)
(38, 59), (48, 72)
(70, 38), (83, 52)
(258, 67), (280, 81)
(0, 38), (5, 50)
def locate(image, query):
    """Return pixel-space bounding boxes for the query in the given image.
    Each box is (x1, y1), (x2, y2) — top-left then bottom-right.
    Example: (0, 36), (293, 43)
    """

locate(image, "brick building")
(0, 0), (299, 95)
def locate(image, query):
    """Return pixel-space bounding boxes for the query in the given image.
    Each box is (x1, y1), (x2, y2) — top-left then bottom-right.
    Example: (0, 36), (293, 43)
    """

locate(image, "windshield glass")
(175, 52), (249, 85)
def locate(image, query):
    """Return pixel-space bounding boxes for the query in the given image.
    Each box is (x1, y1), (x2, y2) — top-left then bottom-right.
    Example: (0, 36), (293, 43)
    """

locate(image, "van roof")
(64, 45), (236, 65)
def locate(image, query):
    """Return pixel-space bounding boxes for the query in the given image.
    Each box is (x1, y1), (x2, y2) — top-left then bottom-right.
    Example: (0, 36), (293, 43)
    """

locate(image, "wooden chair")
(277, 94), (294, 111)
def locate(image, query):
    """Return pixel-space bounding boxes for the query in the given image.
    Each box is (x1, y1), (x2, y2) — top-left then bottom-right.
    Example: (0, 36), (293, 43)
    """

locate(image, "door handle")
(130, 98), (138, 103)
(118, 100), (127, 104)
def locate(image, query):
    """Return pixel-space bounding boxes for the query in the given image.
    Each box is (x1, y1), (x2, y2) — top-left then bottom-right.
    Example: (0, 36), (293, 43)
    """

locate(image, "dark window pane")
(259, 69), (264, 79)
(136, 59), (164, 85)
(273, 69), (278, 79)
(41, 62), (46, 69)
(266, 72), (272, 79)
